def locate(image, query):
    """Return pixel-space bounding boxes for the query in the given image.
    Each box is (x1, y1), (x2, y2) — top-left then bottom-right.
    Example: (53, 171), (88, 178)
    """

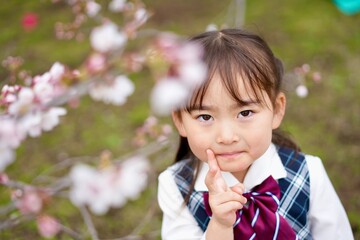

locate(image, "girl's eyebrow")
(188, 100), (260, 112)
(237, 100), (262, 106)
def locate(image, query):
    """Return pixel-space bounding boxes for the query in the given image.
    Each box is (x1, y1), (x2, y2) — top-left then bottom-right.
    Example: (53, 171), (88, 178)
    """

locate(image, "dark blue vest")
(172, 147), (312, 239)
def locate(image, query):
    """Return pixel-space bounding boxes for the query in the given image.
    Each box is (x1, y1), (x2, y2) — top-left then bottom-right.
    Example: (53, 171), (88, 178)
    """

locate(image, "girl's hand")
(205, 149), (247, 228)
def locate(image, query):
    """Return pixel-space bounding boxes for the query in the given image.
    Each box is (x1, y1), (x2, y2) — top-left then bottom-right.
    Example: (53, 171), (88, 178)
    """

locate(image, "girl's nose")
(216, 122), (240, 145)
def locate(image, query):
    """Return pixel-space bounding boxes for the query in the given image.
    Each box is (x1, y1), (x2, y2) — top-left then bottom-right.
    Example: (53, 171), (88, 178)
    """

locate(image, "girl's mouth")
(216, 151), (243, 160)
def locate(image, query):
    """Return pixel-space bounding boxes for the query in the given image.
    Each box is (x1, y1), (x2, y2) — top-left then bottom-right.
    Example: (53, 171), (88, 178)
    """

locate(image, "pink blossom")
(21, 12), (38, 32)
(0, 172), (9, 184)
(123, 53), (145, 72)
(1, 85), (21, 105)
(155, 33), (181, 62)
(89, 75), (134, 105)
(312, 71), (322, 83)
(16, 189), (43, 214)
(301, 64), (311, 73)
(90, 22), (127, 53)
(37, 215), (60, 238)
(86, 53), (106, 73)
(162, 124), (173, 135)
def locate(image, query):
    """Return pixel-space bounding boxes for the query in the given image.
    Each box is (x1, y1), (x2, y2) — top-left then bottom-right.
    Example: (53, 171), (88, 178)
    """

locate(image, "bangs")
(185, 29), (278, 112)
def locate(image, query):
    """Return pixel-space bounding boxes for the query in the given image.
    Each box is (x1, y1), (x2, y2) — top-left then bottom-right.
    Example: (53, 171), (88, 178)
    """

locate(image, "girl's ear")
(272, 92), (286, 129)
(171, 111), (187, 137)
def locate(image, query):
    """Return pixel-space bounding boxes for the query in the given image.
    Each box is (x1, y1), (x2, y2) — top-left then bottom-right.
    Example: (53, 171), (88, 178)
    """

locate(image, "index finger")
(206, 149), (219, 173)
(205, 149), (228, 193)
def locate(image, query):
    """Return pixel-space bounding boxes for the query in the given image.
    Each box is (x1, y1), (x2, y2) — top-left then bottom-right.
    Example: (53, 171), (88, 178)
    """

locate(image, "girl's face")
(172, 74), (286, 182)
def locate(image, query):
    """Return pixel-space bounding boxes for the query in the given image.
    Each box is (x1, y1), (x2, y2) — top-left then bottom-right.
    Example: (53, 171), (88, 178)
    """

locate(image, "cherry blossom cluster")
(149, 33), (207, 115)
(0, 0), (207, 238)
(69, 155), (150, 215)
(0, 62), (69, 171)
(133, 116), (173, 147)
(54, 0), (149, 41)
(292, 64), (322, 98)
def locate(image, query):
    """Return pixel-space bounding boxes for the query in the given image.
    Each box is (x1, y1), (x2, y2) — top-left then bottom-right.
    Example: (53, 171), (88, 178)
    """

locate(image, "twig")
(60, 223), (84, 240)
(79, 206), (99, 240)
(0, 214), (34, 231)
(0, 202), (16, 216)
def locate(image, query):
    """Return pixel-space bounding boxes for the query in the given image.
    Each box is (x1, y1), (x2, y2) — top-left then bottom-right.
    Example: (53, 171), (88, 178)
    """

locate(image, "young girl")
(157, 28), (354, 240)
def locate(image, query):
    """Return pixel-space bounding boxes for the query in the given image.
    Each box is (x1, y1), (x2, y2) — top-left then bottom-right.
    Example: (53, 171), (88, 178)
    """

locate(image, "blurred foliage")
(0, 0), (359, 239)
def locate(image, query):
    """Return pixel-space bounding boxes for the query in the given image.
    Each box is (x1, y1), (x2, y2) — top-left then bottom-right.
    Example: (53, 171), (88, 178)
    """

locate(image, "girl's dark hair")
(174, 28), (300, 202)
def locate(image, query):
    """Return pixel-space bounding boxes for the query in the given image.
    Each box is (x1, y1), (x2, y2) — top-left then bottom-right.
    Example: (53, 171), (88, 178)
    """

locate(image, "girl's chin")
(218, 161), (250, 173)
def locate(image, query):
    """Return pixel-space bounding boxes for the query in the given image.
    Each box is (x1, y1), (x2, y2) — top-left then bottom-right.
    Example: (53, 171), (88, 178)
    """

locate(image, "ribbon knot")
(204, 176), (296, 240)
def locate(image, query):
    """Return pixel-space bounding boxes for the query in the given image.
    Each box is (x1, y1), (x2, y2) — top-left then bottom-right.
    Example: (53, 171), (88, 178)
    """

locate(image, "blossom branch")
(79, 206), (99, 240)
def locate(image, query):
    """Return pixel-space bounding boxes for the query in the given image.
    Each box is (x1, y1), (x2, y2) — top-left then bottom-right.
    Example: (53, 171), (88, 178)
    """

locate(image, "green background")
(0, 0), (359, 239)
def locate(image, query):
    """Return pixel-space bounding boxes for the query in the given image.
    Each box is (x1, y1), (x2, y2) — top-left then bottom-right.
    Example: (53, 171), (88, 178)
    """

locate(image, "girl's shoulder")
(158, 158), (193, 182)
(161, 158), (194, 176)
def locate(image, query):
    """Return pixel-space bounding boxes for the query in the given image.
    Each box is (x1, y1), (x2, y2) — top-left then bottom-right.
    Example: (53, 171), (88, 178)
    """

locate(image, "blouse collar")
(194, 143), (287, 192)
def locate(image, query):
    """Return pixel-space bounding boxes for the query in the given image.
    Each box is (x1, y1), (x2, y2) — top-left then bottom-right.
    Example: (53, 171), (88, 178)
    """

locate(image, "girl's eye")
(197, 114), (213, 122)
(238, 110), (253, 118)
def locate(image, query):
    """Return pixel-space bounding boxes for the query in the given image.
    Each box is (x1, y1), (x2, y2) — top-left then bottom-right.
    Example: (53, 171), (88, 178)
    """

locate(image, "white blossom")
(19, 107), (67, 138)
(89, 75), (135, 105)
(0, 146), (15, 171)
(150, 78), (190, 116)
(109, 0), (127, 12)
(20, 111), (42, 137)
(296, 84), (308, 98)
(206, 23), (218, 32)
(178, 61), (207, 88)
(48, 62), (65, 82)
(8, 87), (35, 115)
(32, 63), (65, 104)
(117, 155), (150, 200)
(41, 107), (67, 131)
(90, 22), (127, 53)
(86, 1), (101, 17)
(0, 118), (25, 149)
(134, 8), (149, 26)
(69, 156), (150, 215)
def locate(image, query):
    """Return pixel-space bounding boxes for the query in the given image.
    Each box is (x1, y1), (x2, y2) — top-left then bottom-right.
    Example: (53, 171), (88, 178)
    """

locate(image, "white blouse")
(158, 144), (354, 240)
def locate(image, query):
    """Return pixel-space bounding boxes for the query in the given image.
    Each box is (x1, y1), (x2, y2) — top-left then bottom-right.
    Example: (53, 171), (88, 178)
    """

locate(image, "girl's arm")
(306, 155), (354, 239)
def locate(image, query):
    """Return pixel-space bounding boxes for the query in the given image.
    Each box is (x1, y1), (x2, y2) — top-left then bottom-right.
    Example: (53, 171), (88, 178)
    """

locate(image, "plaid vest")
(172, 146), (312, 239)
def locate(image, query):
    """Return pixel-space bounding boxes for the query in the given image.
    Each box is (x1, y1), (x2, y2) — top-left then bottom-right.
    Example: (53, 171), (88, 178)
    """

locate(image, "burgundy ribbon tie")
(203, 176), (297, 240)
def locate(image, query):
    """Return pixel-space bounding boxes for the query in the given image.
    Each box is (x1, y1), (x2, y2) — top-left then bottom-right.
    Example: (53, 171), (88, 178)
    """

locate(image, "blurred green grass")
(1, 0), (359, 239)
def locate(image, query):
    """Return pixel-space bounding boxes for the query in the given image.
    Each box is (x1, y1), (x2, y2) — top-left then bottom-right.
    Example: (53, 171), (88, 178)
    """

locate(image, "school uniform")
(158, 143), (354, 240)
